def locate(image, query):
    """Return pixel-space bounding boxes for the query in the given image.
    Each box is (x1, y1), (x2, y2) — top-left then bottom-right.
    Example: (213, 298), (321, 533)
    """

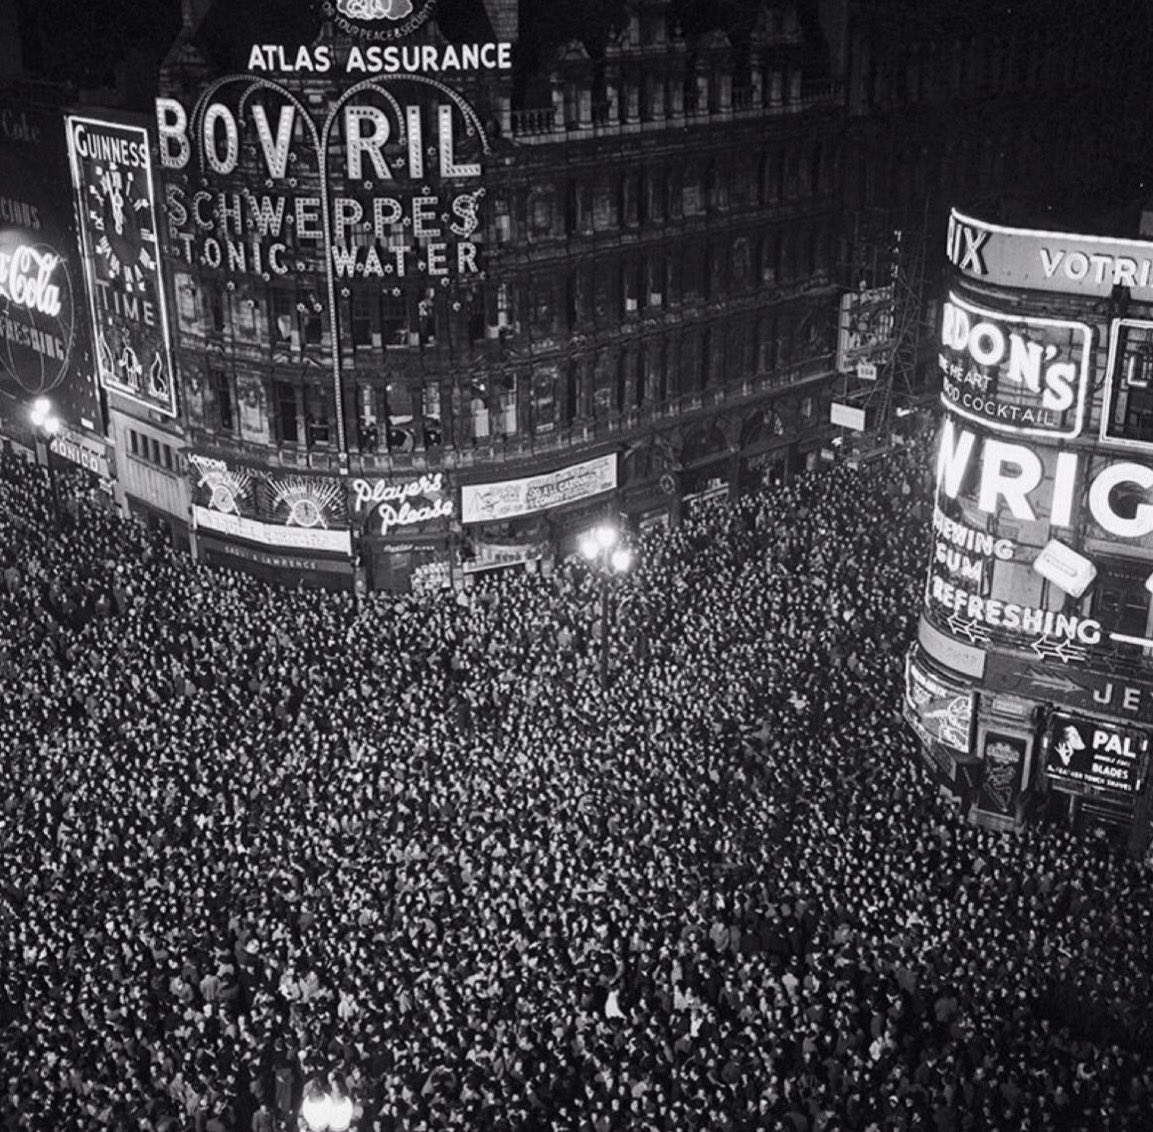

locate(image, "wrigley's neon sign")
(937, 418), (1153, 540)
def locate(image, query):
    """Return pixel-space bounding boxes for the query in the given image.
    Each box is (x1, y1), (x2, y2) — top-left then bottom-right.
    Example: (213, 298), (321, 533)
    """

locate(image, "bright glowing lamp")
(579, 533), (599, 560)
(300, 1092), (335, 1131)
(328, 1094), (353, 1132)
(610, 548), (633, 573)
(30, 398), (52, 427)
(594, 524), (618, 551)
(43, 416), (61, 436)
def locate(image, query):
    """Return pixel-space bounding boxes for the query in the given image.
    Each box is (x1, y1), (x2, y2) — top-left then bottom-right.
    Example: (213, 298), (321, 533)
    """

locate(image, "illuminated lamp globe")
(300, 1091), (335, 1132)
(610, 548), (633, 574)
(328, 1093), (353, 1132)
(44, 415), (61, 436)
(594, 524), (618, 551)
(579, 533), (599, 561)
(30, 397), (52, 428)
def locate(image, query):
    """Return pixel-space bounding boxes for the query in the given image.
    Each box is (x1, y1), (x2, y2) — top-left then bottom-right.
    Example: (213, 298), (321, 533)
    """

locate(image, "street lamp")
(579, 522), (634, 688)
(29, 397), (62, 522)
(300, 1078), (354, 1132)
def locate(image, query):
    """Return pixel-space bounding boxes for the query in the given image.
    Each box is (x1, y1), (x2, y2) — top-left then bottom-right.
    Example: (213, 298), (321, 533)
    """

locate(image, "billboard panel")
(836, 285), (894, 373)
(938, 292), (1091, 438)
(66, 115), (176, 417)
(347, 472), (453, 538)
(947, 209), (1153, 300)
(974, 730), (1030, 815)
(0, 102), (97, 431)
(1045, 714), (1148, 795)
(461, 453), (616, 524)
(904, 650), (975, 753)
(188, 452), (350, 553)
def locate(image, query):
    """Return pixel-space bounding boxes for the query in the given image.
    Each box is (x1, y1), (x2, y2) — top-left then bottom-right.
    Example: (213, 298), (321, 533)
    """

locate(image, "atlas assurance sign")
(948, 208), (1153, 299)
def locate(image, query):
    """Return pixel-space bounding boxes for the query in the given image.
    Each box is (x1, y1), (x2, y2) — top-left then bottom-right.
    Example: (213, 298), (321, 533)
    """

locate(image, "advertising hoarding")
(1045, 714), (1148, 796)
(937, 292), (1090, 438)
(66, 115), (176, 417)
(904, 650), (975, 754)
(188, 452), (351, 553)
(836, 285), (894, 373)
(0, 102), (97, 431)
(348, 472), (452, 537)
(947, 208), (1153, 300)
(461, 453), (617, 524)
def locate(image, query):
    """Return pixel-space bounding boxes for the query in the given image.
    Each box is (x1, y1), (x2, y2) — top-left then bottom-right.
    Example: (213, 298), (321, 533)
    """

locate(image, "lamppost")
(579, 522), (634, 689)
(29, 397), (62, 522)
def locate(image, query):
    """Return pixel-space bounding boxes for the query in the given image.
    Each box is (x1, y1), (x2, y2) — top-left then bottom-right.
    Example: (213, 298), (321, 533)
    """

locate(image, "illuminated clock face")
(86, 164), (155, 291)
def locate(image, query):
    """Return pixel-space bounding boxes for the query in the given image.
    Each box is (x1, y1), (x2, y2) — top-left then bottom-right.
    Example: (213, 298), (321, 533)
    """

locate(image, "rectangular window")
(129, 430), (139, 456)
(150, 438), (161, 465)
(209, 366), (235, 433)
(162, 444), (174, 472)
(352, 292), (374, 347)
(276, 381), (299, 444)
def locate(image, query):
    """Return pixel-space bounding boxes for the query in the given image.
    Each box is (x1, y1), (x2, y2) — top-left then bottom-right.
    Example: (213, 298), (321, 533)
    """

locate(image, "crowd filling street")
(2, 434), (1153, 1132)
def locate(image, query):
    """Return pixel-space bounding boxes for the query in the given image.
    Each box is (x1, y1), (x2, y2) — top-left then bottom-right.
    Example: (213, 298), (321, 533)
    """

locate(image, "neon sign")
(936, 418), (1153, 541)
(349, 473), (453, 537)
(0, 245), (63, 316)
(938, 293), (1090, 437)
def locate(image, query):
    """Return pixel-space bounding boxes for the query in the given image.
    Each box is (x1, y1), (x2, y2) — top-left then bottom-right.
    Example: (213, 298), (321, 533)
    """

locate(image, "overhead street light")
(28, 397), (62, 522)
(579, 521), (635, 688)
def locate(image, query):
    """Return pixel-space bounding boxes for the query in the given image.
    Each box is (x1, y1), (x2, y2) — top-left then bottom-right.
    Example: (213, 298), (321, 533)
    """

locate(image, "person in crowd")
(1, 433), (1151, 1132)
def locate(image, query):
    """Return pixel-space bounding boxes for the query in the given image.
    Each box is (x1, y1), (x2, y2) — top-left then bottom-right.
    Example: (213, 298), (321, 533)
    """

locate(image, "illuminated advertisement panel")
(1101, 318), (1153, 450)
(66, 115), (177, 417)
(0, 104), (97, 431)
(835, 284), (894, 373)
(904, 649), (975, 753)
(188, 452), (350, 553)
(947, 208), (1153, 300)
(347, 472), (453, 537)
(974, 729), (1030, 816)
(925, 415), (1153, 661)
(1045, 714), (1148, 796)
(938, 292), (1091, 438)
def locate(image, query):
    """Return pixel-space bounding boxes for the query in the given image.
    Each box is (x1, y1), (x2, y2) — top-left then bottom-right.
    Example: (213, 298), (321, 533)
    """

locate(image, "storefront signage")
(66, 116), (176, 417)
(0, 104), (96, 426)
(49, 425), (110, 479)
(947, 208), (1153, 300)
(461, 453), (617, 524)
(349, 472), (452, 536)
(938, 293), (1090, 437)
(461, 539), (544, 574)
(193, 507), (352, 553)
(904, 650), (975, 753)
(1045, 714), (1148, 795)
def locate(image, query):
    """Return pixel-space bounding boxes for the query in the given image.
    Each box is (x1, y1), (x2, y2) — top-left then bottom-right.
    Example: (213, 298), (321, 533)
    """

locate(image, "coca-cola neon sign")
(0, 236), (75, 395)
(0, 245), (62, 317)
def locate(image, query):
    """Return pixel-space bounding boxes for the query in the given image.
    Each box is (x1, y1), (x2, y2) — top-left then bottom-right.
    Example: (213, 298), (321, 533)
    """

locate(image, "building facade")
(135, 0), (843, 590)
(906, 208), (1153, 851)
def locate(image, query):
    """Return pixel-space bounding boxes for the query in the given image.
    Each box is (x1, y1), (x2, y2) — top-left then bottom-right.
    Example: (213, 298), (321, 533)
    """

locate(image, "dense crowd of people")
(2, 431), (1153, 1132)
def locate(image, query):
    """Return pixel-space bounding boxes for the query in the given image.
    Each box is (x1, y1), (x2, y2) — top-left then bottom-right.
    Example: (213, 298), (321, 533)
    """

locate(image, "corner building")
(151, 0), (841, 591)
(907, 208), (1153, 851)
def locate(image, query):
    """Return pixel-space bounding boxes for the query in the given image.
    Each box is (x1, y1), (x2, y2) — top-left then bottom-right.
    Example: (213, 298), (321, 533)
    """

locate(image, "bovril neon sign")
(937, 417), (1153, 540)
